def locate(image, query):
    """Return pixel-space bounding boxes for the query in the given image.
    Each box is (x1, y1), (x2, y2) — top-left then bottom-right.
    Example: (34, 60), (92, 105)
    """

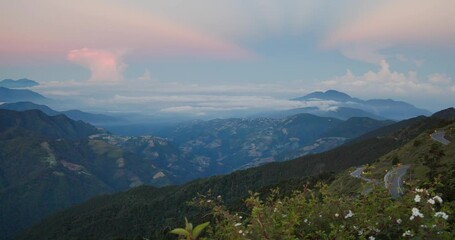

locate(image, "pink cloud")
(0, 1), (253, 63)
(67, 48), (126, 82)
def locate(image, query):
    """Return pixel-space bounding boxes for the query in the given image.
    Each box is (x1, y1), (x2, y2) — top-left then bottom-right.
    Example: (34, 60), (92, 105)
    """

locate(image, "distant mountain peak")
(292, 90), (355, 102)
(290, 89), (431, 120)
(0, 78), (39, 88)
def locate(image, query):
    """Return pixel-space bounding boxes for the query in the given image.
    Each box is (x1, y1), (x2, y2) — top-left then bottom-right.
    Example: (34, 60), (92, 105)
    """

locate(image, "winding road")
(384, 165), (410, 199)
(350, 166), (372, 183)
(430, 131), (451, 145)
(350, 166), (375, 194)
(349, 129), (450, 198)
(350, 164), (410, 198)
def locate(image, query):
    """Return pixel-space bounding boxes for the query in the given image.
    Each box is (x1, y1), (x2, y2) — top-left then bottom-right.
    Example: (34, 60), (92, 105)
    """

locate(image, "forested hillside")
(19, 110), (454, 239)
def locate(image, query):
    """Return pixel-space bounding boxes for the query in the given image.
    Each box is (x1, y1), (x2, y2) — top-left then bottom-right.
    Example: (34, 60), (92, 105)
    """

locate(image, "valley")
(0, 82), (452, 239)
(14, 108), (455, 239)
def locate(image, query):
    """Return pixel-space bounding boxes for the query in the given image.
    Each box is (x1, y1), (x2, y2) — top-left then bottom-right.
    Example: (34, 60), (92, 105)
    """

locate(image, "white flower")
(238, 230), (243, 234)
(335, 213), (339, 217)
(435, 211), (449, 220)
(282, 214), (287, 218)
(427, 198), (435, 205)
(345, 210), (354, 219)
(303, 218), (308, 223)
(396, 219), (402, 224)
(415, 188), (424, 193)
(234, 223), (242, 227)
(402, 230), (413, 237)
(239, 216), (242, 219)
(433, 196), (443, 203)
(207, 200), (212, 203)
(410, 208), (424, 220)
(414, 194), (421, 203)
(358, 230), (363, 236)
(369, 236), (375, 240)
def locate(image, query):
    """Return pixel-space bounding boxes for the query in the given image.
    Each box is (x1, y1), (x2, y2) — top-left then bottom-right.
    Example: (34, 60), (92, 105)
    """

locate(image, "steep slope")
(322, 117), (394, 138)
(0, 110), (185, 239)
(330, 121), (454, 200)
(0, 102), (59, 115)
(19, 112), (452, 240)
(431, 107), (455, 120)
(0, 109), (99, 140)
(89, 134), (202, 183)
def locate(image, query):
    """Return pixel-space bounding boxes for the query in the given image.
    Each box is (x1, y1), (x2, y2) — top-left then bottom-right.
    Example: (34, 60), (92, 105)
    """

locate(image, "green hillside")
(0, 111), (181, 239)
(18, 112), (454, 239)
(330, 122), (455, 199)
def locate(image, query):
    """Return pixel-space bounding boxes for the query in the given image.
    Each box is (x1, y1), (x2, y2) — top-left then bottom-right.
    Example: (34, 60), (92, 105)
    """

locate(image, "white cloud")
(111, 93), (339, 115)
(428, 73), (451, 84)
(321, 60), (452, 99)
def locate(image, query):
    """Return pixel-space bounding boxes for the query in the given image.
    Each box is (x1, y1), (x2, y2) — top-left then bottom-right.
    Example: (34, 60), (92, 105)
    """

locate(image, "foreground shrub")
(187, 183), (453, 239)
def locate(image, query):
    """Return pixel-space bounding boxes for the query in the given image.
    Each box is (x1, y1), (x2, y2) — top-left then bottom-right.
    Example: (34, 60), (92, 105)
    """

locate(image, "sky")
(1, 0), (455, 115)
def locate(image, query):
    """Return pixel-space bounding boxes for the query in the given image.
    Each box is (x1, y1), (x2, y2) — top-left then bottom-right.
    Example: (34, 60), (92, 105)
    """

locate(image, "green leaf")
(184, 217), (193, 232)
(192, 221), (210, 239)
(170, 228), (190, 237)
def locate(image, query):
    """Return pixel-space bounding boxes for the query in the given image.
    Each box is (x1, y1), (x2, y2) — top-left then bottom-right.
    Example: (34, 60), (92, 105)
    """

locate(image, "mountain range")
(0, 78), (39, 88)
(154, 114), (393, 173)
(0, 102), (120, 125)
(289, 90), (431, 120)
(0, 108), (392, 239)
(0, 87), (47, 103)
(0, 109), (198, 239)
(17, 108), (454, 239)
(0, 89), (444, 239)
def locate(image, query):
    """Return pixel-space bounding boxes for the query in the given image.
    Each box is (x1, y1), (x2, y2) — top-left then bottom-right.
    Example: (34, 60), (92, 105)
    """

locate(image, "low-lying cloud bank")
(33, 58), (454, 115)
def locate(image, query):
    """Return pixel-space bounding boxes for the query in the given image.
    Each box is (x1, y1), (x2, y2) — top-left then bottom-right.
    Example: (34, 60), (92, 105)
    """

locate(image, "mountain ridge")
(0, 102), (120, 125)
(18, 110), (454, 239)
(0, 87), (47, 103)
(0, 79), (39, 88)
(291, 89), (431, 120)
